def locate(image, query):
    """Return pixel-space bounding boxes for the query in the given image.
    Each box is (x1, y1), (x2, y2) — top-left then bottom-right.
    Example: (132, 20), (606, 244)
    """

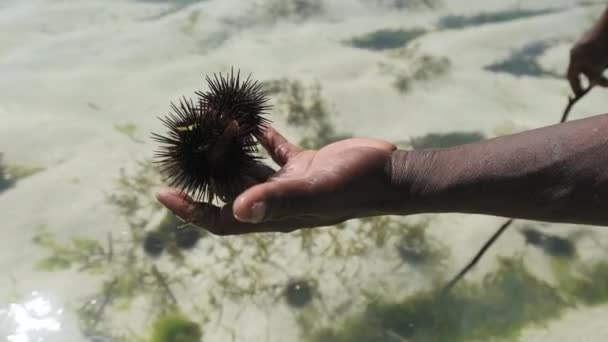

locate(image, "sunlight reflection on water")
(1, 291), (62, 342)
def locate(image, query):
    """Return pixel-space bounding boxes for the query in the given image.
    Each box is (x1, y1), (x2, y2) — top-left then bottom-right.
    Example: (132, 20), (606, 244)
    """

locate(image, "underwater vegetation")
(438, 8), (559, 30)
(32, 151), (449, 340)
(31, 156), (450, 340)
(152, 70), (271, 203)
(371, 0), (439, 10)
(114, 122), (145, 144)
(0, 152), (45, 193)
(149, 313), (202, 342)
(563, 261), (608, 305)
(270, 79), (351, 149)
(485, 40), (561, 78)
(346, 28), (427, 51)
(409, 131), (486, 149)
(393, 221), (447, 268)
(32, 227), (109, 272)
(251, 0), (324, 23)
(32, 161), (197, 340)
(0, 153), (15, 192)
(135, 0), (206, 4)
(137, 0), (209, 23)
(520, 226), (582, 259)
(309, 255), (608, 342)
(386, 46), (452, 94)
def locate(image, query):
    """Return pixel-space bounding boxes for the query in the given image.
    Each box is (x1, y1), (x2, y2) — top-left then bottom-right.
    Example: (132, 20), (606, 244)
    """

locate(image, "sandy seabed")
(1, 0), (608, 341)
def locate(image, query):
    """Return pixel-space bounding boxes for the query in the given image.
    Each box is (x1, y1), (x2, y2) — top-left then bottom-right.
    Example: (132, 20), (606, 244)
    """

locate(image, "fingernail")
(248, 201), (267, 223)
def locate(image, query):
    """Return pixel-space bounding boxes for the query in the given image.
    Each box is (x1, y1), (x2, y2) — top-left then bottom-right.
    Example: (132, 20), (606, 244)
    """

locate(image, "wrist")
(590, 10), (608, 46)
(384, 149), (449, 215)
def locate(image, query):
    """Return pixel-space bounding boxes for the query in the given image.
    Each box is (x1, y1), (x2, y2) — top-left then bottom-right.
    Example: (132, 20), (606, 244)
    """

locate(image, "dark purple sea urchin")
(152, 70), (271, 203)
(196, 69), (271, 139)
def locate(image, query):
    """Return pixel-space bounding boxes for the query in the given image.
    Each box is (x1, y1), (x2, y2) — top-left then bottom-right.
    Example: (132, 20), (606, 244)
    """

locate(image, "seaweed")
(28, 93), (452, 342)
(438, 8), (559, 30)
(0, 153), (15, 192)
(114, 122), (144, 143)
(275, 79), (351, 149)
(32, 161), (191, 339)
(388, 48), (451, 93)
(520, 227), (576, 258)
(136, 0), (206, 3)
(32, 227), (108, 272)
(31, 157), (449, 340)
(394, 222), (447, 267)
(252, 0), (324, 23)
(149, 313), (202, 342)
(0, 153), (45, 192)
(485, 40), (561, 78)
(346, 28), (426, 51)
(309, 248), (608, 342)
(309, 258), (565, 342)
(138, 0), (209, 22)
(568, 262), (608, 305)
(372, 0), (439, 10)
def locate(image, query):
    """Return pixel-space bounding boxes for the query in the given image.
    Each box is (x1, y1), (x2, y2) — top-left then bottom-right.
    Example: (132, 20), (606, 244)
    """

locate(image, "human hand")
(567, 23), (608, 96)
(156, 126), (398, 235)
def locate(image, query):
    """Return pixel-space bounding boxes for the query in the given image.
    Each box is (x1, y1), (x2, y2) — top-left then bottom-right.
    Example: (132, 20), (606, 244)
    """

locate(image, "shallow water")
(1, 0), (608, 341)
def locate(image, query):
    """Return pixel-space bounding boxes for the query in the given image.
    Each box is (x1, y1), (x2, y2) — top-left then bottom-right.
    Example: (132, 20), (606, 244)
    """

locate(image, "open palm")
(156, 126), (398, 235)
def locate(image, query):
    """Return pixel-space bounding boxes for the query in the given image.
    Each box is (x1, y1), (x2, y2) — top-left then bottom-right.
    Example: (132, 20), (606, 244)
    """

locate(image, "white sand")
(1, 0), (608, 341)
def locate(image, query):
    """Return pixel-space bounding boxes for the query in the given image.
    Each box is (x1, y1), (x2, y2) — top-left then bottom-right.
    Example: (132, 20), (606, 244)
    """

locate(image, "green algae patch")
(571, 262), (608, 305)
(347, 28), (427, 51)
(552, 258), (608, 306)
(310, 258), (564, 342)
(0, 152), (45, 192)
(32, 227), (106, 272)
(438, 8), (559, 30)
(0, 153), (15, 192)
(150, 313), (202, 342)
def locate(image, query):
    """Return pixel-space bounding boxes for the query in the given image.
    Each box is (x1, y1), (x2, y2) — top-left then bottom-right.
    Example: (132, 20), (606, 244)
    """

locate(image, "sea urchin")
(196, 69), (271, 140)
(152, 70), (271, 203)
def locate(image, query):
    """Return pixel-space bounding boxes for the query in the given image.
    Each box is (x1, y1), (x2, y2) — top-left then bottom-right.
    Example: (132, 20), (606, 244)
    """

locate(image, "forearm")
(388, 114), (608, 225)
(590, 5), (608, 44)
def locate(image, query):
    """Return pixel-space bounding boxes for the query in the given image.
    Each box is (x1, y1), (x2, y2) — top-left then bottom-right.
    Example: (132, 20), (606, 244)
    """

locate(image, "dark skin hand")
(390, 113), (608, 226)
(158, 113), (608, 235)
(157, 126), (398, 235)
(568, 6), (608, 95)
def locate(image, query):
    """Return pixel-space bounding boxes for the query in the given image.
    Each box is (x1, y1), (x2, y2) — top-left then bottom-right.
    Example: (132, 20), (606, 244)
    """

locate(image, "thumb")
(593, 74), (608, 87)
(232, 178), (312, 224)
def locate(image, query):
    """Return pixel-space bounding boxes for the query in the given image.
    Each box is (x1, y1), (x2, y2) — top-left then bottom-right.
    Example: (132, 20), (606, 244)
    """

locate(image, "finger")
(156, 188), (195, 220)
(248, 162), (277, 181)
(212, 163), (277, 203)
(259, 126), (302, 166)
(567, 64), (583, 96)
(156, 187), (248, 234)
(156, 187), (302, 235)
(232, 178), (313, 224)
(590, 72), (608, 87)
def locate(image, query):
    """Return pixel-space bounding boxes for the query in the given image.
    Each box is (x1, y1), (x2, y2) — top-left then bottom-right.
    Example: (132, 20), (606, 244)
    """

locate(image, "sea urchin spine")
(196, 68), (271, 140)
(152, 70), (272, 203)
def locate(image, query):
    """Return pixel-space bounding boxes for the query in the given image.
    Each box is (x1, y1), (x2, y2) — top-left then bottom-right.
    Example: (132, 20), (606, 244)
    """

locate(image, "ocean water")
(1, 0), (608, 341)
